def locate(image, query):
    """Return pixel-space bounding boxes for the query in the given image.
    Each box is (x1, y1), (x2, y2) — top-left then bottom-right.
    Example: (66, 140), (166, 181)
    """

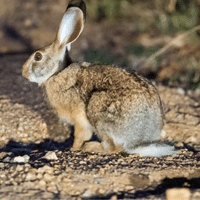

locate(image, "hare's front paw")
(82, 142), (105, 153)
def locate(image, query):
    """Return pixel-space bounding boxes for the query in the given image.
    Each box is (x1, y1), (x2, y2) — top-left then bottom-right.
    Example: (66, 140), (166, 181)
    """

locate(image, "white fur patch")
(128, 144), (175, 157)
(29, 71), (52, 85)
(58, 7), (84, 45)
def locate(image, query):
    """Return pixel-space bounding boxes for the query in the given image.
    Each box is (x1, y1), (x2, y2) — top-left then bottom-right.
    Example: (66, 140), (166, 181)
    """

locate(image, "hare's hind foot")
(81, 142), (104, 153)
(81, 135), (124, 154)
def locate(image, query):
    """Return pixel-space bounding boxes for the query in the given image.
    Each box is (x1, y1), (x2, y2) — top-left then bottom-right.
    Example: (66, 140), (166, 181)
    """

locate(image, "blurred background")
(0, 0), (200, 92)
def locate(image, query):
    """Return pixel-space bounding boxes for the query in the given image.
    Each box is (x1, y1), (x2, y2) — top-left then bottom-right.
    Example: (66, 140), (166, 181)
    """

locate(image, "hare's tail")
(127, 143), (175, 157)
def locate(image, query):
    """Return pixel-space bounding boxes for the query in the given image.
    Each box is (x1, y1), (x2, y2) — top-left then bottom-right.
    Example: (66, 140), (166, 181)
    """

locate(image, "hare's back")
(76, 65), (163, 128)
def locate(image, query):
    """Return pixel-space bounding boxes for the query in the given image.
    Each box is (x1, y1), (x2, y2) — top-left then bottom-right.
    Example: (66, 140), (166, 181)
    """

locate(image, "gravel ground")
(0, 54), (200, 199)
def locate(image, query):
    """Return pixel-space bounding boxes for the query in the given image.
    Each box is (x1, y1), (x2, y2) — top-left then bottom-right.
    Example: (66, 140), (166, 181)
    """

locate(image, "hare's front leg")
(71, 109), (93, 151)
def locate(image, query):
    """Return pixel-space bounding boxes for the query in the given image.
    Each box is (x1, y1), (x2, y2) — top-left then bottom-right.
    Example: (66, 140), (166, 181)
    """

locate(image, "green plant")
(86, 0), (123, 21)
(83, 49), (116, 64)
(155, 0), (199, 32)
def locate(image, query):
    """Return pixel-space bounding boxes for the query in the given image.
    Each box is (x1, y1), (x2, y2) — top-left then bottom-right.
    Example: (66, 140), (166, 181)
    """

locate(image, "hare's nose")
(22, 62), (30, 79)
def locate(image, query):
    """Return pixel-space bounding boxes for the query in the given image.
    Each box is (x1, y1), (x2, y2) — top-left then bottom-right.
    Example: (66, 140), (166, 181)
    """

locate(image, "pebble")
(177, 88), (185, 94)
(79, 161), (87, 164)
(39, 180), (46, 187)
(47, 185), (58, 194)
(193, 191), (200, 197)
(65, 167), (73, 172)
(97, 188), (106, 195)
(185, 136), (197, 144)
(38, 165), (53, 173)
(0, 152), (7, 159)
(0, 163), (4, 168)
(82, 189), (91, 197)
(176, 142), (184, 148)
(166, 157), (173, 161)
(43, 173), (53, 182)
(42, 192), (54, 199)
(26, 173), (36, 181)
(125, 185), (134, 190)
(3, 156), (11, 162)
(194, 144), (200, 152)
(99, 168), (105, 175)
(110, 195), (118, 200)
(13, 155), (30, 163)
(62, 177), (72, 183)
(16, 165), (24, 172)
(166, 188), (191, 200)
(44, 151), (58, 160)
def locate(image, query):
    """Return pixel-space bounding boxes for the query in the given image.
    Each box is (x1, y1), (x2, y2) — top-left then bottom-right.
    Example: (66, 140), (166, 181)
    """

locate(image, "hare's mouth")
(29, 67), (58, 85)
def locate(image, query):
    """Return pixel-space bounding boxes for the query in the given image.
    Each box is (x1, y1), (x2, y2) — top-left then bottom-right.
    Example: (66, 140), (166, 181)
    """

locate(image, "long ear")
(56, 6), (85, 49)
(67, 0), (86, 20)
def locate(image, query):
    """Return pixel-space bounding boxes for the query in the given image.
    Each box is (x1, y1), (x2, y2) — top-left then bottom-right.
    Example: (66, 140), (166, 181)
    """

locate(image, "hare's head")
(22, 0), (86, 85)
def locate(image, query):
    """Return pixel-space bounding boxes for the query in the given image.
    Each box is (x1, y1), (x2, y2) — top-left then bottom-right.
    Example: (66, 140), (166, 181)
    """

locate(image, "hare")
(22, 0), (175, 156)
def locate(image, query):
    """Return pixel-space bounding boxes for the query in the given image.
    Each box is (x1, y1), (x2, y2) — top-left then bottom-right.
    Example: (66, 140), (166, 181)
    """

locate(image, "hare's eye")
(34, 52), (43, 61)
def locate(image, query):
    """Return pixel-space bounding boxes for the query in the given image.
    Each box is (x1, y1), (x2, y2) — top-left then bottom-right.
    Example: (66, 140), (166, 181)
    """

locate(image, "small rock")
(82, 189), (91, 197)
(110, 195), (118, 200)
(193, 191), (200, 197)
(97, 188), (106, 195)
(23, 155), (30, 163)
(0, 152), (7, 159)
(17, 124), (24, 131)
(65, 167), (72, 172)
(0, 163), (4, 168)
(194, 144), (200, 152)
(3, 156), (11, 162)
(118, 159), (123, 162)
(166, 188), (191, 200)
(47, 185), (58, 194)
(44, 151), (58, 161)
(43, 173), (53, 182)
(79, 160), (87, 164)
(24, 19), (32, 27)
(62, 177), (72, 183)
(166, 157), (173, 161)
(39, 180), (46, 187)
(1, 125), (9, 132)
(42, 192), (54, 199)
(177, 88), (185, 94)
(37, 173), (43, 179)
(13, 155), (30, 163)
(99, 168), (105, 175)
(26, 172), (36, 181)
(176, 142), (184, 148)
(113, 188), (119, 193)
(38, 165), (53, 173)
(185, 136), (197, 144)
(125, 185), (134, 190)
(88, 155), (97, 159)
(16, 165), (24, 171)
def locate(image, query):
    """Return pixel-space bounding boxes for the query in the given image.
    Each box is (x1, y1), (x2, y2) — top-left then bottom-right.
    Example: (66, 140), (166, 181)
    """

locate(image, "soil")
(0, 1), (200, 199)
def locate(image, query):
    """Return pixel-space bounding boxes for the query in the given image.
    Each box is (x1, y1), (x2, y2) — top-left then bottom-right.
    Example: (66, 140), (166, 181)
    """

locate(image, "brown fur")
(75, 64), (163, 128)
(42, 63), (164, 153)
(21, 0), (168, 155)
